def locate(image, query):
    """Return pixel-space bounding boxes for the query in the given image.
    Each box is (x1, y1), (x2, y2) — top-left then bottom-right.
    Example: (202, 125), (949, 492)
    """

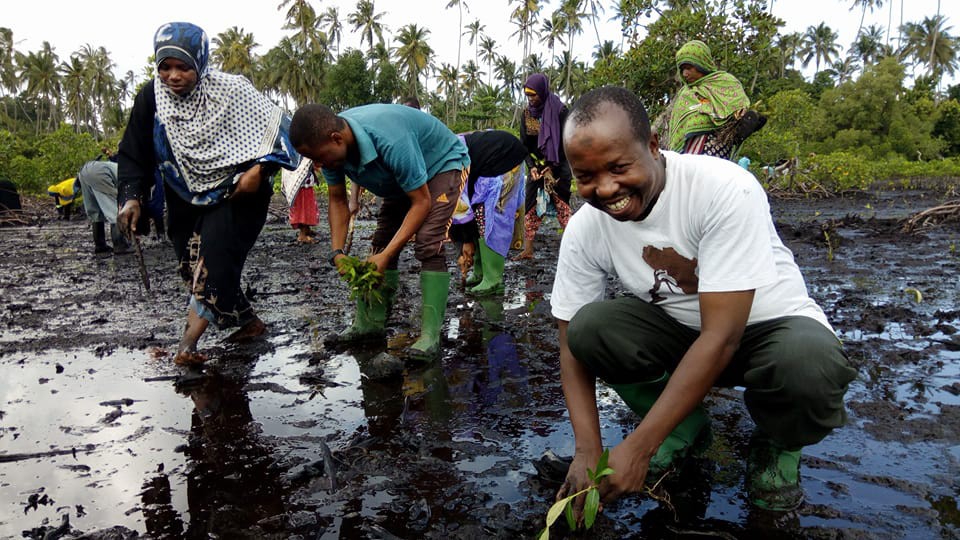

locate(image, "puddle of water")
(0, 349), (191, 534)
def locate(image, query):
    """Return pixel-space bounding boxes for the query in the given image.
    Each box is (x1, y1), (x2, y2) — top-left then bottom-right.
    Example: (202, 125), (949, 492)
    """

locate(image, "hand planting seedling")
(336, 255), (385, 304)
(538, 449), (614, 540)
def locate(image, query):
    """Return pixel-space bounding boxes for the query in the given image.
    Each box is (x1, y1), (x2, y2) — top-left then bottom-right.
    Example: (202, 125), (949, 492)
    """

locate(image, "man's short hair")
(290, 104), (346, 147)
(568, 86), (651, 142)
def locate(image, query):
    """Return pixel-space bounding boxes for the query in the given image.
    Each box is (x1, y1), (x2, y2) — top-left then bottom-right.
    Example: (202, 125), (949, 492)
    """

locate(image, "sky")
(5, 0), (958, 89)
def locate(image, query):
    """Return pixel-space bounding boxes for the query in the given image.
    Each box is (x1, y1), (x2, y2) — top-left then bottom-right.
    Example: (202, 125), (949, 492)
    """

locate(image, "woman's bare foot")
(226, 317), (267, 343)
(174, 350), (208, 366)
(296, 235), (318, 244)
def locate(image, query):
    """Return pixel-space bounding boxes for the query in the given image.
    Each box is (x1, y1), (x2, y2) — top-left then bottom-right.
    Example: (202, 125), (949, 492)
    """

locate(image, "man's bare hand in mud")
(603, 438), (654, 502)
(231, 165), (262, 198)
(556, 448), (602, 525)
(118, 200), (141, 236)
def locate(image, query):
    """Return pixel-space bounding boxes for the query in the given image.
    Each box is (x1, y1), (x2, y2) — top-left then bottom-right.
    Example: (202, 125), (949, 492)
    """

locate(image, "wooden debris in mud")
(902, 199), (960, 232)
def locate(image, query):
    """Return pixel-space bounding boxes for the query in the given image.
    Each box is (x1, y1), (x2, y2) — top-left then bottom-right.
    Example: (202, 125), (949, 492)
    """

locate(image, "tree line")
(2, 0), (959, 193)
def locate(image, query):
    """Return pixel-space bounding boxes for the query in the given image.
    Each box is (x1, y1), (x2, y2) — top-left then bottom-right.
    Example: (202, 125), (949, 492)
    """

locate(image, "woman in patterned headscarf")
(668, 40), (751, 159)
(515, 73), (573, 261)
(117, 22), (304, 366)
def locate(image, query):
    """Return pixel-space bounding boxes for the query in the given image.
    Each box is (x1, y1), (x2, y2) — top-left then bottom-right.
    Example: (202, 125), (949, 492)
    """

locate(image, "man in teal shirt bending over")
(290, 103), (470, 362)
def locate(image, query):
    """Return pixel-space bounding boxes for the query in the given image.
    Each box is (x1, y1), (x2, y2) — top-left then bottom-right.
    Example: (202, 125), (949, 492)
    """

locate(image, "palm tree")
(850, 24), (886, 68)
(800, 23), (841, 72)
(901, 14), (957, 81)
(827, 56), (860, 84)
(583, 0), (606, 60)
(321, 7), (343, 59)
(850, 0), (884, 38)
(555, 0), (587, 98)
(524, 52), (547, 76)
(463, 20), (485, 68)
(509, 0), (541, 77)
(479, 36), (497, 86)
(18, 42), (61, 133)
(540, 13), (567, 63)
(60, 55), (89, 132)
(79, 44), (117, 135)
(394, 24), (434, 100)
(461, 60), (484, 100)
(212, 27), (260, 80)
(776, 32), (803, 77)
(436, 62), (459, 121)
(278, 0), (323, 53)
(494, 55), (519, 98)
(593, 40), (619, 63)
(348, 0), (388, 55)
(260, 37), (314, 108)
(446, 1), (469, 123)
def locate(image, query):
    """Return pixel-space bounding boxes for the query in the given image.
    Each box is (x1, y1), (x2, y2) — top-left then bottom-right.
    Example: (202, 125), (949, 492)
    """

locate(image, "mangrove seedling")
(337, 255), (385, 304)
(538, 449), (614, 540)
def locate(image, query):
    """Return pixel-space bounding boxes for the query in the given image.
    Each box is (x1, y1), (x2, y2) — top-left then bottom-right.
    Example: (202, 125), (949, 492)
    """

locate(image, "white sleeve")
(550, 211), (609, 321)
(696, 175), (778, 292)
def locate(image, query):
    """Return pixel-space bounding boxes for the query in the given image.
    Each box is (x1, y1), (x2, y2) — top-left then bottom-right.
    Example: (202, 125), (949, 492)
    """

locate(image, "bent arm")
(328, 183), (351, 260)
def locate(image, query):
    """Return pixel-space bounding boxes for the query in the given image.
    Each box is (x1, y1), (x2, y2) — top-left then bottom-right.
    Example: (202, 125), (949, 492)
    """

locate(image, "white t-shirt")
(550, 151), (831, 332)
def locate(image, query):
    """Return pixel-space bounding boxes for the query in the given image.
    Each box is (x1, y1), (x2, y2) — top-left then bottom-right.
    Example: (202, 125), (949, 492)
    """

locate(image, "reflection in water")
(140, 366), (285, 539)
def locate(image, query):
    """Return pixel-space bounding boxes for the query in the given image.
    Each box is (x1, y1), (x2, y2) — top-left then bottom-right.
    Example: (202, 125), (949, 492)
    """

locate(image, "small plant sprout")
(336, 256), (385, 304)
(538, 449), (615, 540)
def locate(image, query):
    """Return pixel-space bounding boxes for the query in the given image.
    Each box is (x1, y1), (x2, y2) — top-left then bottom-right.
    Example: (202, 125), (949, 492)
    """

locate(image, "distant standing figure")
(668, 40), (757, 159)
(515, 73), (572, 260)
(282, 159), (320, 244)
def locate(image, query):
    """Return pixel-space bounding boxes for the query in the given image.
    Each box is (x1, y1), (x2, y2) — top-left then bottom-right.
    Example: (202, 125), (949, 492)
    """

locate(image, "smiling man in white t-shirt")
(551, 86), (857, 516)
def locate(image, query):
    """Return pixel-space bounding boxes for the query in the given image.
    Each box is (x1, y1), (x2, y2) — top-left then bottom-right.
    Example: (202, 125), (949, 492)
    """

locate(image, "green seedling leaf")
(337, 256), (384, 304)
(541, 449), (615, 536)
(540, 490), (588, 540)
(584, 488), (600, 529)
(564, 499), (576, 531)
(594, 467), (615, 480)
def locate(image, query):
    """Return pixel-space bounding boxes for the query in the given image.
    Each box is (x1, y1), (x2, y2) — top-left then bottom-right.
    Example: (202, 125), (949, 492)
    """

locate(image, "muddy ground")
(1, 185), (959, 540)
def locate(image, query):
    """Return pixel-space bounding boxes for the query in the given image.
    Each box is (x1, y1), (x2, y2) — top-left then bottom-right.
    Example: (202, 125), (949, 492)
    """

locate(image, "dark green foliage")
(934, 99), (960, 156)
(0, 125), (102, 193)
(337, 256), (385, 304)
(317, 50), (374, 111)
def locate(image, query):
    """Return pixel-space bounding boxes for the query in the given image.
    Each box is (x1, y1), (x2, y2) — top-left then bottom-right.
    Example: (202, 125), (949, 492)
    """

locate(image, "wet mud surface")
(2, 188), (959, 539)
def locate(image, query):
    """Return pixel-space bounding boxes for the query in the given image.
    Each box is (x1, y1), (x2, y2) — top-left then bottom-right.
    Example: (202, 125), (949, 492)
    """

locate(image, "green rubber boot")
(406, 271), (450, 363)
(464, 248), (483, 287)
(468, 238), (505, 296)
(609, 373), (710, 480)
(325, 269), (399, 347)
(746, 430), (804, 511)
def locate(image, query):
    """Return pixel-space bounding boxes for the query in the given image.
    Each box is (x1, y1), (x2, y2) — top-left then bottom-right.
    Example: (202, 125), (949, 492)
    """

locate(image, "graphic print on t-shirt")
(642, 245), (698, 303)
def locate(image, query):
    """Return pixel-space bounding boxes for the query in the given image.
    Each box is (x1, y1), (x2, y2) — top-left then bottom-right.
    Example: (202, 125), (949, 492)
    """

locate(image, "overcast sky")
(6, 0), (957, 87)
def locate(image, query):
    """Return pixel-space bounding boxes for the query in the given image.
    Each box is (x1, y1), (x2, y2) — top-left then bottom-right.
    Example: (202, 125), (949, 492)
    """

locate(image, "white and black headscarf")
(153, 22), (286, 194)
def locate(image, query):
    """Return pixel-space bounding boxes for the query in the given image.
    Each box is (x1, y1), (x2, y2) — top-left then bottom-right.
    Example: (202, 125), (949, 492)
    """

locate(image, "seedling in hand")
(538, 449), (614, 539)
(337, 256), (384, 304)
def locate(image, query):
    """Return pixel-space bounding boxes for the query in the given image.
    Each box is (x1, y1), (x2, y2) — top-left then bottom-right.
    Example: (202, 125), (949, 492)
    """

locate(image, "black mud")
(2, 188), (959, 539)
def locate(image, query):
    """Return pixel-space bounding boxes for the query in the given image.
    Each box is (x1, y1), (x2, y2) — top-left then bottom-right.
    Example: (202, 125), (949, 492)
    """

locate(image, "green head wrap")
(668, 40), (749, 151)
